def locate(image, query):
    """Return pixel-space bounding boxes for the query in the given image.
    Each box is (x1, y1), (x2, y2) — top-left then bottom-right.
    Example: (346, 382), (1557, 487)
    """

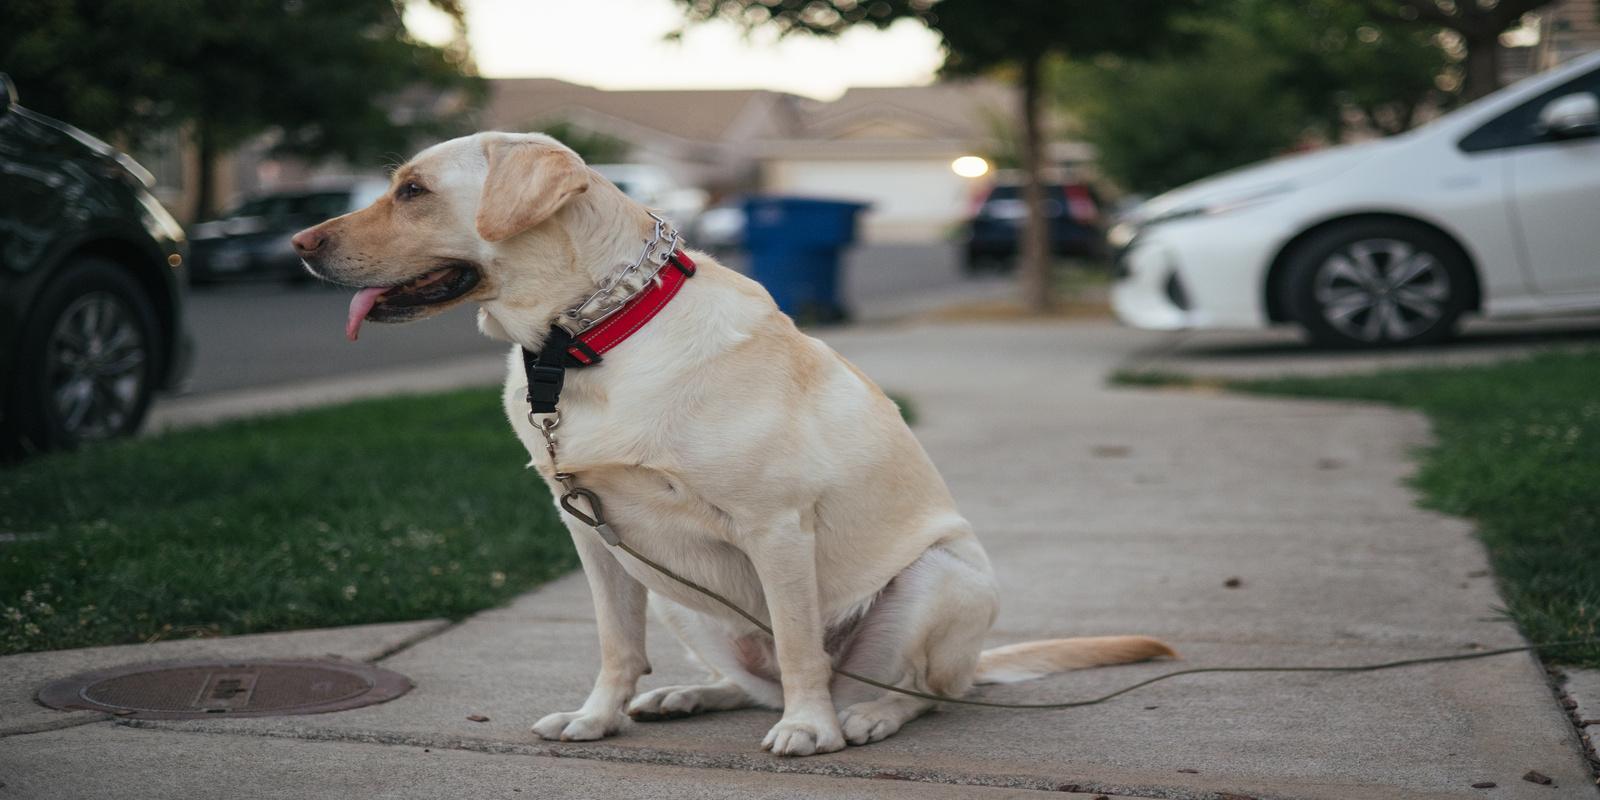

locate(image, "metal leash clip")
(559, 487), (619, 545)
(534, 412), (561, 456)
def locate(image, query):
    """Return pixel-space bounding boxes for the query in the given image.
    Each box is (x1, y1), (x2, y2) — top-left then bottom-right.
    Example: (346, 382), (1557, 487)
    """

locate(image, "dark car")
(188, 182), (386, 284)
(0, 75), (193, 458)
(962, 177), (1106, 272)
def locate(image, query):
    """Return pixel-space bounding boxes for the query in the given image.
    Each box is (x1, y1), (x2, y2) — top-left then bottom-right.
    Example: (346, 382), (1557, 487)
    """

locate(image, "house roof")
(483, 77), (1026, 146)
(479, 77), (1076, 166)
(484, 78), (797, 143)
(796, 81), (1018, 141)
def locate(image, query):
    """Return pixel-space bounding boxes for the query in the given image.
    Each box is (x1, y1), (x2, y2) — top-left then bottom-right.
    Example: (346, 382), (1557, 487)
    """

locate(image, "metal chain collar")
(556, 211), (683, 337)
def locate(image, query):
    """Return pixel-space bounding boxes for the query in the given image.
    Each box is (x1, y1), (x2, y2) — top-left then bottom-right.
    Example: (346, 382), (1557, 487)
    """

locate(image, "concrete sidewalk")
(4, 321), (1596, 799)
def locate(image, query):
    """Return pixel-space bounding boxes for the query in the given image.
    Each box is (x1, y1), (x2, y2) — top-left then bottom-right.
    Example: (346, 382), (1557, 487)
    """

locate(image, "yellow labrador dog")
(293, 131), (1174, 757)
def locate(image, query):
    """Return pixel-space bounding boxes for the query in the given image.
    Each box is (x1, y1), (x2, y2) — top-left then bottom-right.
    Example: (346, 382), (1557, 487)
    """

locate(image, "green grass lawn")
(1123, 349), (1600, 668)
(0, 388), (575, 655)
(2, 386), (922, 656)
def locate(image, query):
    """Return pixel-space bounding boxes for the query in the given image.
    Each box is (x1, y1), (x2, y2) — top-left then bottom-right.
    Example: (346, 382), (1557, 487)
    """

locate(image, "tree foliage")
(2, 0), (484, 214)
(1064, 0), (1453, 194)
(530, 120), (635, 165)
(677, 0), (1201, 70)
(1358, 0), (1561, 99)
(1239, 0), (1451, 137)
(1060, 43), (1307, 195)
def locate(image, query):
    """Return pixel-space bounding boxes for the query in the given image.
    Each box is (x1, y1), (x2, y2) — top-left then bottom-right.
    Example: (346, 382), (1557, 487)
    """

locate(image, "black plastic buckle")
(525, 362), (565, 415)
(669, 252), (696, 277)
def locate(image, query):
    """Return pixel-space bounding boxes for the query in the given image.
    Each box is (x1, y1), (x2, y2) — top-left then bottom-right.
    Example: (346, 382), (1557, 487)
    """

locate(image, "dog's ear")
(476, 137), (589, 242)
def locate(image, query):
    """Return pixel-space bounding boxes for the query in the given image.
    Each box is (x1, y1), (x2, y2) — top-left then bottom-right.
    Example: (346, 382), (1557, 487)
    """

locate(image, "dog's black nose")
(291, 227), (326, 256)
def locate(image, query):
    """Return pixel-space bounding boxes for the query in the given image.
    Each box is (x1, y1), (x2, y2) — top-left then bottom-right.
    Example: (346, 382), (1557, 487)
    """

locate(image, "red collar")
(560, 250), (696, 366)
(521, 251), (695, 415)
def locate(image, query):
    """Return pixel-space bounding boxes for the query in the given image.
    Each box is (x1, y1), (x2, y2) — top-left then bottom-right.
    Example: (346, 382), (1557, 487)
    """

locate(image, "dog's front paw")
(761, 713), (844, 757)
(531, 710), (624, 742)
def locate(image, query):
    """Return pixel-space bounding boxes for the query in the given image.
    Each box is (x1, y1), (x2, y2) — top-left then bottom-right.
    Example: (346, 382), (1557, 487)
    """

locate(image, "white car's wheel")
(1283, 221), (1471, 348)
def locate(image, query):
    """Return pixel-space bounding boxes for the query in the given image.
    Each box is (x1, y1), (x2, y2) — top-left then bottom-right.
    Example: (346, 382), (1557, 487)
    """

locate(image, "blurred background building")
(1501, 0), (1600, 81)
(1538, 0), (1600, 66)
(144, 78), (1086, 244)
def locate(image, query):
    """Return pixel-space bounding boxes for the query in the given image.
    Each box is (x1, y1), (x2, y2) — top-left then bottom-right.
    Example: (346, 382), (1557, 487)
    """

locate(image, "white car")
(1112, 51), (1600, 347)
(590, 163), (707, 232)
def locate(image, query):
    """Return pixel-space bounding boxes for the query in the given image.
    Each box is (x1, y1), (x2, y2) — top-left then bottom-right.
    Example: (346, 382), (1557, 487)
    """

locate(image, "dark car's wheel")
(1282, 220), (1471, 348)
(4, 257), (160, 456)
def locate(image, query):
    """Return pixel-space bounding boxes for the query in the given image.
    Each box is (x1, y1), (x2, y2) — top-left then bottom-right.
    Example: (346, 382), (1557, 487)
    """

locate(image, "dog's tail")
(973, 636), (1177, 685)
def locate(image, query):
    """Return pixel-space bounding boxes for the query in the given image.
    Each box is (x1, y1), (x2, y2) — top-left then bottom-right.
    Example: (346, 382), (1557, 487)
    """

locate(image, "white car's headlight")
(1114, 183), (1296, 255)
(1107, 221), (1139, 250)
(1145, 183), (1296, 229)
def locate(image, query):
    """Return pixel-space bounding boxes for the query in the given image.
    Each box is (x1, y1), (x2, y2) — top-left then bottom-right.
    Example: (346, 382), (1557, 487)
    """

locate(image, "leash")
(532, 399), (1600, 710)
(559, 483), (1600, 709)
(521, 226), (1600, 710)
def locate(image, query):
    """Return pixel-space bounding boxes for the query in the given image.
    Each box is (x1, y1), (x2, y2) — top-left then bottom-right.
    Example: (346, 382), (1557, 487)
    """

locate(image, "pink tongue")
(346, 287), (388, 341)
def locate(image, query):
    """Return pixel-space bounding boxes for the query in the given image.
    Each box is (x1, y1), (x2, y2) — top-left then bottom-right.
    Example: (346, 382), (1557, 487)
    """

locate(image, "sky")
(404, 0), (947, 100)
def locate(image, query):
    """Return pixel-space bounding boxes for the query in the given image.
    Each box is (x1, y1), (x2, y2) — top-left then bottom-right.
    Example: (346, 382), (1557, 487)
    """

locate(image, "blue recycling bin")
(742, 196), (869, 322)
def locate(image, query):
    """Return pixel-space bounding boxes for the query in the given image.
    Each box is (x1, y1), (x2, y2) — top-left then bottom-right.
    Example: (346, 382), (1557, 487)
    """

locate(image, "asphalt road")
(176, 243), (981, 396)
(179, 282), (500, 396)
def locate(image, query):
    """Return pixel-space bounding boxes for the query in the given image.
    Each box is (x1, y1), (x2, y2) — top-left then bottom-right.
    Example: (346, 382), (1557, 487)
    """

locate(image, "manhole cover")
(37, 658), (412, 719)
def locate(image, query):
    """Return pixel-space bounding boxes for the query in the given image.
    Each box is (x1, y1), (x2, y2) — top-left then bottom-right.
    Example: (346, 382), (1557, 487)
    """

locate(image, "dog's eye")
(396, 181), (427, 201)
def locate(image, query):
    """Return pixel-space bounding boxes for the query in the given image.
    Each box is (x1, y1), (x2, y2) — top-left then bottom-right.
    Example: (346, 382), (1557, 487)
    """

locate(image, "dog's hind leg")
(831, 539), (998, 746)
(627, 677), (753, 720)
(627, 595), (779, 721)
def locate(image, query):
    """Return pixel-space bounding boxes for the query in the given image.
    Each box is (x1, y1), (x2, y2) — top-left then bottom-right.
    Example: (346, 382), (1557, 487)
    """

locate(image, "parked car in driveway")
(188, 181), (386, 284)
(689, 199), (746, 256)
(589, 163), (707, 231)
(961, 175), (1106, 273)
(0, 75), (192, 457)
(1113, 50), (1600, 347)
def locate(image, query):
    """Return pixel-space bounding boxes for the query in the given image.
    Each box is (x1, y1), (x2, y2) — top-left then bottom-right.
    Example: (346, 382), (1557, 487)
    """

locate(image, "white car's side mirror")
(1536, 92), (1600, 139)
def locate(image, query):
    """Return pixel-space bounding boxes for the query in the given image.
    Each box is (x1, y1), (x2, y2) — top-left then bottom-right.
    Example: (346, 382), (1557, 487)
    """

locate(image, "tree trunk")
(194, 118), (218, 221)
(1461, 37), (1502, 102)
(1400, 99), (1422, 133)
(1326, 107), (1347, 144)
(1018, 52), (1052, 313)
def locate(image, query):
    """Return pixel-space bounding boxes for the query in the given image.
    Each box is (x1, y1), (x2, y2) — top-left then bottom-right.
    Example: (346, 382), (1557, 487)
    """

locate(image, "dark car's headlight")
(135, 191), (185, 244)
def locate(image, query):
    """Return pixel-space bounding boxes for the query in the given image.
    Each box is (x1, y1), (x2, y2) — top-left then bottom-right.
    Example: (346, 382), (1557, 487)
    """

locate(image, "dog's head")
(294, 132), (609, 342)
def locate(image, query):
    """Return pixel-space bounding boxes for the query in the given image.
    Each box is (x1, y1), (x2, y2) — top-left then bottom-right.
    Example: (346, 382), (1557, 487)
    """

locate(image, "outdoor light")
(951, 155), (989, 178)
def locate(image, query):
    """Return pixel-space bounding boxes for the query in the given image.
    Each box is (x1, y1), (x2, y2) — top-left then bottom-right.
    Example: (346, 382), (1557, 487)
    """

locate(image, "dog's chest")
(506, 400), (764, 613)
(559, 464), (773, 620)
